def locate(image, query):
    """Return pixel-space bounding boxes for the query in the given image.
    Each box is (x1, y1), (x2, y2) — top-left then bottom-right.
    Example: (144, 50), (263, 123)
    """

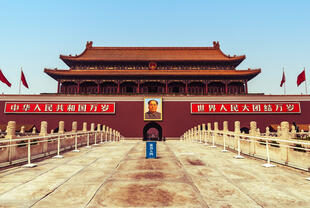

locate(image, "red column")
(57, 81), (60, 93)
(117, 81), (120, 94)
(225, 81), (228, 94)
(245, 80), (248, 94)
(97, 82), (100, 94)
(137, 81), (140, 94)
(165, 80), (168, 94)
(205, 80), (208, 95)
(185, 81), (188, 94)
(77, 82), (80, 94)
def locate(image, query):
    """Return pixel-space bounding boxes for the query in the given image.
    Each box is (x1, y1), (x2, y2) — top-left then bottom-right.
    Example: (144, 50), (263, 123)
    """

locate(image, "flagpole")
(283, 67), (286, 95)
(305, 67), (308, 95)
(19, 67), (22, 95)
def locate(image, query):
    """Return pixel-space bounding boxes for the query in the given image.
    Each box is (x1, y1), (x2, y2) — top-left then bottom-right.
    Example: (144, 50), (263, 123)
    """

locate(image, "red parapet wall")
(1, 95), (310, 137)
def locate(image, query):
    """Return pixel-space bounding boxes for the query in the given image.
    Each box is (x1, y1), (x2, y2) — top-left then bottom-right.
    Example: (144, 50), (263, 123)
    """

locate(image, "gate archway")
(143, 122), (162, 140)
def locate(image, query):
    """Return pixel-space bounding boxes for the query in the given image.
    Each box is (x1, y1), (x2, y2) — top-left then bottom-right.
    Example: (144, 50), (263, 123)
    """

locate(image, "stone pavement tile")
(127, 151), (174, 160)
(87, 159), (121, 171)
(237, 181), (310, 208)
(0, 182), (22, 195)
(66, 169), (112, 185)
(111, 169), (185, 181)
(0, 180), (65, 205)
(117, 158), (181, 171)
(0, 199), (34, 208)
(0, 167), (52, 183)
(66, 156), (99, 166)
(193, 178), (260, 208)
(42, 156), (76, 164)
(31, 184), (101, 208)
(206, 200), (261, 208)
(0, 167), (20, 177)
(34, 165), (84, 183)
(86, 181), (202, 208)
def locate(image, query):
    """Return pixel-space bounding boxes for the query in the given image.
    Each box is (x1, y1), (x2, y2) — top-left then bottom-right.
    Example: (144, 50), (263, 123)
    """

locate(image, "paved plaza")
(0, 140), (310, 208)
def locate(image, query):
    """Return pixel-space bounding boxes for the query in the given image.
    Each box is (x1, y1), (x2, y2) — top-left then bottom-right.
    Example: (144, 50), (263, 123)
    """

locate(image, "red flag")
(280, 71), (285, 87)
(0, 69), (11, 87)
(297, 70), (306, 86)
(21, 70), (29, 88)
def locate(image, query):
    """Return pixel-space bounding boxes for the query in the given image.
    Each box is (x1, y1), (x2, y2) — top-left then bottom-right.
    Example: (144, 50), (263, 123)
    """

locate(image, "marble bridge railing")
(0, 121), (124, 168)
(180, 121), (310, 176)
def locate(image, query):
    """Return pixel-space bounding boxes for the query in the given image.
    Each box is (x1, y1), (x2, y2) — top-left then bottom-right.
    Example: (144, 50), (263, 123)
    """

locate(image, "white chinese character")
(220, 104), (227, 112)
(56, 104), (64, 112)
(78, 104), (87, 112)
(44, 104), (53, 112)
(230, 104), (239, 112)
(101, 104), (109, 112)
(242, 104), (250, 112)
(22, 104), (31, 112)
(275, 104), (283, 112)
(263, 104), (272, 112)
(286, 104), (295, 111)
(90, 104), (98, 112)
(252, 104), (261, 112)
(67, 104), (76, 112)
(10, 104), (19, 111)
(209, 104), (216, 112)
(197, 104), (205, 112)
(34, 104), (41, 112)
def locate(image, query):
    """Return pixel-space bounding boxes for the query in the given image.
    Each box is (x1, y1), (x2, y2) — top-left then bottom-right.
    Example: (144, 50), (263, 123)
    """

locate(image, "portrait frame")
(144, 97), (163, 121)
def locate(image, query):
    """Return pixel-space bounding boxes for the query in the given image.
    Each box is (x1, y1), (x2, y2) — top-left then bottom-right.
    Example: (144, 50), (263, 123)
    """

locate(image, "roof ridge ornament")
(86, 41), (93, 49)
(213, 41), (220, 49)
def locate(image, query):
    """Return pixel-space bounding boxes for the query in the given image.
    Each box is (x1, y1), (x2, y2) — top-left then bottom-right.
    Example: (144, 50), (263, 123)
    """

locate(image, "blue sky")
(0, 0), (309, 95)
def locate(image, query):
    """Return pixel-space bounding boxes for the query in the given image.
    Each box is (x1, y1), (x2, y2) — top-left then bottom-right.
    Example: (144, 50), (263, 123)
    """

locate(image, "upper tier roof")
(60, 41), (245, 67)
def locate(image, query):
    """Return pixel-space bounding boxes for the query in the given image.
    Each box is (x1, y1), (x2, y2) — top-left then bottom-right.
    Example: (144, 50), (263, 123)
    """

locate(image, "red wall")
(1, 96), (310, 137)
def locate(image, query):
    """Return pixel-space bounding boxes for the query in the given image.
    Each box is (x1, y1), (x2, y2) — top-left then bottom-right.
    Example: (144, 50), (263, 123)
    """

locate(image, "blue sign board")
(146, 141), (157, 159)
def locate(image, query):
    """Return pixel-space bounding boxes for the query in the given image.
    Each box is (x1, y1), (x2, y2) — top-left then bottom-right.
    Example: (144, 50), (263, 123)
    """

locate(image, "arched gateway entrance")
(143, 122), (162, 141)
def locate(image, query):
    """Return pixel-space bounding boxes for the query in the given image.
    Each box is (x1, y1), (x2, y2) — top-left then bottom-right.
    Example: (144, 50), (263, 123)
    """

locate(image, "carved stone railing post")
(256, 128), (260, 136)
(6, 121), (16, 163)
(222, 121), (228, 147)
(249, 121), (257, 156)
(265, 127), (270, 137)
(190, 128), (193, 142)
(277, 126), (281, 137)
(58, 121), (65, 134)
(280, 121), (290, 164)
(234, 121), (241, 149)
(39, 121), (48, 136)
(5, 121), (16, 139)
(291, 125), (296, 139)
(202, 124), (206, 143)
(32, 127), (36, 134)
(194, 126), (198, 142)
(214, 122), (219, 143)
(207, 123), (211, 142)
(72, 121), (77, 133)
(109, 128), (112, 142)
(82, 122), (87, 132)
(20, 125), (25, 134)
(197, 125), (201, 143)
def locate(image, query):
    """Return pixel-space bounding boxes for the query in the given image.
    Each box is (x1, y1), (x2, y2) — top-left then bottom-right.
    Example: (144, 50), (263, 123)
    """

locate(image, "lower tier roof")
(44, 69), (261, 81)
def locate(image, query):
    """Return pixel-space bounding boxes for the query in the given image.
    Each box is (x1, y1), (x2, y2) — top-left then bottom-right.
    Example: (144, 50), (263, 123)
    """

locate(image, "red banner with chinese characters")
(191, 102), (301, 114)
(4, 102), (115, 114)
